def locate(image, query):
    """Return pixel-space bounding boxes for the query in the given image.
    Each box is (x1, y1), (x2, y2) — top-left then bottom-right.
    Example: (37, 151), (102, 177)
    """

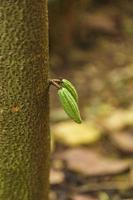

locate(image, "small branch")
(49, 79), (62, 89)
(51, 78), (62, 83)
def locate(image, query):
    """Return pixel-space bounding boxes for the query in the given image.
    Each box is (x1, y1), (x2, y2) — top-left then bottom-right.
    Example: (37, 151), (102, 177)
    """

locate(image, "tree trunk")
(0, 1), (50, 200)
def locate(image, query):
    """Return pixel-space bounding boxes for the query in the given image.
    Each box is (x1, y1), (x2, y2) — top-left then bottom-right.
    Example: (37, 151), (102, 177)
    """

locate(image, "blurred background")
(48, 0), (133, 199)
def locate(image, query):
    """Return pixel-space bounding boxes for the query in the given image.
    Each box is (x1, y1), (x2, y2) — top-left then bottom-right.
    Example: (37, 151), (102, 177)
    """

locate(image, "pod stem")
(49, 79), (62, 89)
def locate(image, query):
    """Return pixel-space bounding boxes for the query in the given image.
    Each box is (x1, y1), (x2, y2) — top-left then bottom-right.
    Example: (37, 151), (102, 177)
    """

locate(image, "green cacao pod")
(58, 87), (82, 124)
(61, 79), (78, 102)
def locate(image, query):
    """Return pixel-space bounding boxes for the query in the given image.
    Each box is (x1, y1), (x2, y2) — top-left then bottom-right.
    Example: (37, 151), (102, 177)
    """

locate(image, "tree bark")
(0, 1), (50, 200)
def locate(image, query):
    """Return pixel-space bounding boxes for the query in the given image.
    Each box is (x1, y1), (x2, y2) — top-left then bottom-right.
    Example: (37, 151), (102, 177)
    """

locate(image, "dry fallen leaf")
(59, 148), (130, 176)
(110, 131), (133, 153)
(103, 108), (133, 132)
(50, 169), (64, 185)
(72, 195), (98, 200)
(52, 121), (102, 147)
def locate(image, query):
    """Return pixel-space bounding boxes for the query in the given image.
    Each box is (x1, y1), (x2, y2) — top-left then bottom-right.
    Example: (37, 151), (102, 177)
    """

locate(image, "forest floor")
(49, 1), (133, 200)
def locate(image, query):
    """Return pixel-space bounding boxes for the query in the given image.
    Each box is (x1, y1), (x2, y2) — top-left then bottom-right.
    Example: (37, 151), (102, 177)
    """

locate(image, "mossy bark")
(0, 1), (50, 200)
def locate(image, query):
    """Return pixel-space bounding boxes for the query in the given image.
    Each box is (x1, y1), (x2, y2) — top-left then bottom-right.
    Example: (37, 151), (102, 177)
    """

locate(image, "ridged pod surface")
(61, 79), (78, 102)
(58, 88), (82, 124)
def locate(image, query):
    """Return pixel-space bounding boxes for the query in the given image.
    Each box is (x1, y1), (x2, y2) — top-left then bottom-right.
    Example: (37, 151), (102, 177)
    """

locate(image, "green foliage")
(58, 87), (82, 124)
(61, 79), (78, 102)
